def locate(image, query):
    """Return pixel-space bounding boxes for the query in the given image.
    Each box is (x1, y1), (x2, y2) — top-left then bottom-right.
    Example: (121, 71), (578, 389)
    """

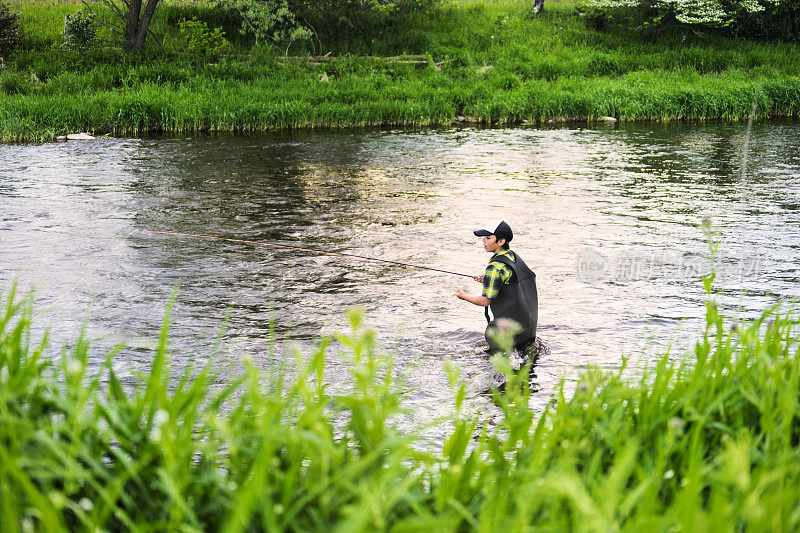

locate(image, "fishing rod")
(35, 228), (473, 317)
(139, 229), (473, 278)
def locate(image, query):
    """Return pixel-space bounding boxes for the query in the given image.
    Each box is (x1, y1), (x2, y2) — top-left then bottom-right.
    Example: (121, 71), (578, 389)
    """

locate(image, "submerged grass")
(4, 264), (800, 530)
(1, 0), (799, 140)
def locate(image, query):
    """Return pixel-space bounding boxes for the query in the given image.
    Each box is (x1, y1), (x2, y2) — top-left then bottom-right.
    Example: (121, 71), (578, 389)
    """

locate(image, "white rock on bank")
(600, 116), (618, 123)
(66, 132), (95, 140)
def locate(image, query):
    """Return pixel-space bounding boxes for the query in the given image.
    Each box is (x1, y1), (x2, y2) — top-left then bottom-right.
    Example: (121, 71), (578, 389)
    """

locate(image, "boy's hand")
(473, 275), (484, 282)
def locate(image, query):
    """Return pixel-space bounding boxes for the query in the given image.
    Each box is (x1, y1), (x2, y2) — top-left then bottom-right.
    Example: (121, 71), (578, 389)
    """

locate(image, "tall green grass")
(1, 0), (799, 140)
(1, 284), (433, 531)
(4, 243), (800, 530)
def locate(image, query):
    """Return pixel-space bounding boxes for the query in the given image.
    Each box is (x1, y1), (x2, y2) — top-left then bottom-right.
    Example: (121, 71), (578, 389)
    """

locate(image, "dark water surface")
(2, 123), (800, 430)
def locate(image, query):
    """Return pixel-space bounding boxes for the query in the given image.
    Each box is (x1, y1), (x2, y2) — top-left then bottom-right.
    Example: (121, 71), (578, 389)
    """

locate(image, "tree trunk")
(121, 0), (161, 51)
(123, 0), (142, 50)
(133, 0), (160, 50)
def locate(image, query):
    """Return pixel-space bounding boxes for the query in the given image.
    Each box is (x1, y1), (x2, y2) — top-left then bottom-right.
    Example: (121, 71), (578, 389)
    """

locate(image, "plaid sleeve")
(482, 263), (506, 299)
(482, 262), (512, 299)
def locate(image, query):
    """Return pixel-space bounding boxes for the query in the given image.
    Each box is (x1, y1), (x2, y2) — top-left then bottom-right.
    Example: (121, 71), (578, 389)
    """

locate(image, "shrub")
(581, 0), (800, 41)
(63, 8), (97, 51)
(176, 17), (231, 58)
(294, 0), (441, 41)
(227, 0), (441, 48)
(0, 0), (20, 53)
(735, 2), (800, 41)
(227, 0), (311, 49)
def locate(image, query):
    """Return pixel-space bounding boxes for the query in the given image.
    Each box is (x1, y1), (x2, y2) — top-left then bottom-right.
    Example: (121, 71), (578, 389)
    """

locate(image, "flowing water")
(2, 123), (800, 432)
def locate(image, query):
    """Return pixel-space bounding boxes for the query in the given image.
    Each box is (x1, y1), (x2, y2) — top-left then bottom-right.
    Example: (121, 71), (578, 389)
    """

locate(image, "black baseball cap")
(473, 220), (513, 242)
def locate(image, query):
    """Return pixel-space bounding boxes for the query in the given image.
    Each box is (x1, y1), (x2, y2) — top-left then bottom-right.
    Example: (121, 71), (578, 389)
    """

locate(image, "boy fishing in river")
(456, 221), (538, 354)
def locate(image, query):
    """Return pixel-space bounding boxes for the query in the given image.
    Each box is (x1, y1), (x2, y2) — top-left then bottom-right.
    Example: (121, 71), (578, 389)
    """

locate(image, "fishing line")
(35, 228), (473, 316)
(138, 229), (472, 277)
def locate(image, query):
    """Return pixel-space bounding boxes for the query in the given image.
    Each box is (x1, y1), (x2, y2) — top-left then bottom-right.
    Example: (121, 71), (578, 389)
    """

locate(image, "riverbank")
(1, 0), (799, 141)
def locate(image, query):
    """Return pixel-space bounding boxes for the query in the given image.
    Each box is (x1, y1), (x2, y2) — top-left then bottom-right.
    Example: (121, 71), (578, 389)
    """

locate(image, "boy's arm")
(456, 289), (491, 307)
(456, 262), (499, 306)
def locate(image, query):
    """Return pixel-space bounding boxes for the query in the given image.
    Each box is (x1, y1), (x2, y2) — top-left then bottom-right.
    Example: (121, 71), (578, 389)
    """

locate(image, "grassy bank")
(1, 0), (799, 141)
(3, 272), (800, 530)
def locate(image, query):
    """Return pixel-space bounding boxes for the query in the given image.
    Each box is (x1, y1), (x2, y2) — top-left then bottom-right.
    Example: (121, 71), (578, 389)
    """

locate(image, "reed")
(1, 0), (799, 140)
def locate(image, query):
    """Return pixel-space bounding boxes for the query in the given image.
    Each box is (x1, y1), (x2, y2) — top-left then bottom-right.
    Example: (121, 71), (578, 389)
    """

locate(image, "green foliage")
(7, 0), (79, 51)
(0, 287), (430, 530)
(583, 0), (800, 39)
(161, 1), (247, 48)
(63, 8), (97, 51)
(0, 0), (19, 53)
(87, 0), (164, 52)
(2, 0), (800, 140)
(227, 0), (311, 48)
(292, 0), (441, 41)
(176, 17), (231, 58)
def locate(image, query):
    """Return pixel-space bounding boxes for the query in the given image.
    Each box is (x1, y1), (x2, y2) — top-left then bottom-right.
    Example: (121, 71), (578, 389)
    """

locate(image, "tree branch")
(88, 0), (125, 21)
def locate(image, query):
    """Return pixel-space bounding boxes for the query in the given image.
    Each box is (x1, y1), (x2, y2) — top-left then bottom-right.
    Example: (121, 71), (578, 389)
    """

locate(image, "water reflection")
(2, 123), (800, 433)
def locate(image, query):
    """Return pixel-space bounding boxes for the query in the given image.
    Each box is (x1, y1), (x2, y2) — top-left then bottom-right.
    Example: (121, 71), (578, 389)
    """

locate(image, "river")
(2, 123), (799, 431)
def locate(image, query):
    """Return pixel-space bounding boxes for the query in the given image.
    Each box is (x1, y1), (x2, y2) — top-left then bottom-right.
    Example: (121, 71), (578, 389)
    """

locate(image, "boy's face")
(482, 235), (505, 253)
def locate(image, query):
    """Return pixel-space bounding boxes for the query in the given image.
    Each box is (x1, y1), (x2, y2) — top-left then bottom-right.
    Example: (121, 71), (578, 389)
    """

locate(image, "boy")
(456, 221), (538, 352)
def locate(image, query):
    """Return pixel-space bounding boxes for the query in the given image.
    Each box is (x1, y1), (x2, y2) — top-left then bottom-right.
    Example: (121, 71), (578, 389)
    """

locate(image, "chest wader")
(484, 252), (538, 352)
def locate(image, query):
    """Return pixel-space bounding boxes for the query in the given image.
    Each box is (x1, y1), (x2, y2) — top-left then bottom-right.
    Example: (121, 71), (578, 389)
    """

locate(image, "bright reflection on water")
(2, 123), (800, 433)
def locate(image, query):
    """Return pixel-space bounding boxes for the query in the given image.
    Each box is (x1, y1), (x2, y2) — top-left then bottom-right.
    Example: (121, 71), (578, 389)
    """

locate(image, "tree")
(584, 0), (790, 33)
(88, 0), (163, 51)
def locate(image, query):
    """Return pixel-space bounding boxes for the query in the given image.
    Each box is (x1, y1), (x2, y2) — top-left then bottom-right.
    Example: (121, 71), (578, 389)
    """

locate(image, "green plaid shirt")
(482, 250), (515, 299)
